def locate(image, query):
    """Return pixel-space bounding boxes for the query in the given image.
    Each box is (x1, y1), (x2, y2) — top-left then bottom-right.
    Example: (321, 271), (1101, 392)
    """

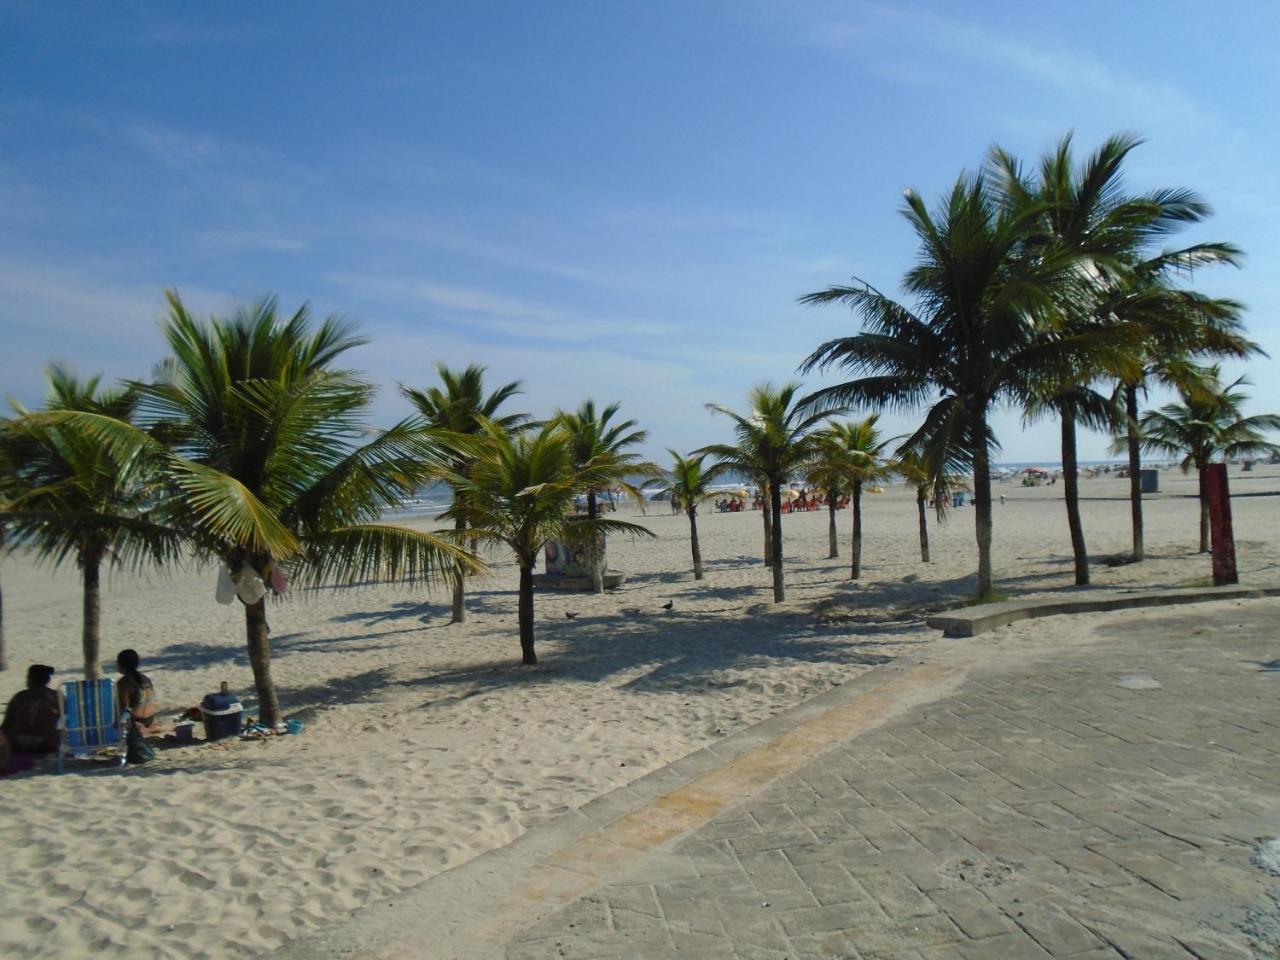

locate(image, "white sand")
(2, 464), (1277, 959)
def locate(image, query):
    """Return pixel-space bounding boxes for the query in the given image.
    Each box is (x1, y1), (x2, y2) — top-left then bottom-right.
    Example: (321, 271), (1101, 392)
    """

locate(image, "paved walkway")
(506, 602), (1280, 959)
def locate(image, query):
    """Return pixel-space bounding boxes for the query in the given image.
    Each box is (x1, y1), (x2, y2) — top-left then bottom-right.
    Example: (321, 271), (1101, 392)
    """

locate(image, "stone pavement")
(506, 601), (1280, 959)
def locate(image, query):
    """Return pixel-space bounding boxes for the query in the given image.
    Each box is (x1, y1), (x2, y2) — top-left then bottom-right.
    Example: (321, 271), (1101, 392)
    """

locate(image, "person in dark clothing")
(2, 664), (62, 754)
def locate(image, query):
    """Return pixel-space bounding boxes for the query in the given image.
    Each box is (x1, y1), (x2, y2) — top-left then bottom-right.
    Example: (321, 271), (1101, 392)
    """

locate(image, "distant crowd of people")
(709, 490), (851, 514)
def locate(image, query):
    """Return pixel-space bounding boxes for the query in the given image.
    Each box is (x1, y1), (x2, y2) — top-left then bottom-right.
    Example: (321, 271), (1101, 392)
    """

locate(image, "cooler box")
(201, 690), (243, 741)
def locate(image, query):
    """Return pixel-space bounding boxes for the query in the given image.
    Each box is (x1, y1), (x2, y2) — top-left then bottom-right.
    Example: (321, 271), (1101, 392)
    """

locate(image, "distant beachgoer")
(2, 664), (61, 756)
(116, 649), (157, 764)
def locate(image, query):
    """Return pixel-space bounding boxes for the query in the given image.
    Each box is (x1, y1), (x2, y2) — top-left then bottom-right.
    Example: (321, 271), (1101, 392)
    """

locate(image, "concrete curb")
(926, 583), (1280, 637)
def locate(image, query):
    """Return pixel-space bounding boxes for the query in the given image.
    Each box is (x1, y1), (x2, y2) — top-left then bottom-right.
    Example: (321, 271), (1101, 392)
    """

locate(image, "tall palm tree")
(702, 384), (833, 602)
(800, 171), (1092, 598)
(1136, 368), (1280, 552)
(55, 292), (477, 725)
(653, 450), (721, 580)
(555, 400), (655, 592)
(814, 417), (892, 580)
(2, 366), (184, 679)
(446, 419), (652, 663)
(1105, 268), (1256, 561)
(991, 133), (1240, 582)
(402, 364), (526, 623)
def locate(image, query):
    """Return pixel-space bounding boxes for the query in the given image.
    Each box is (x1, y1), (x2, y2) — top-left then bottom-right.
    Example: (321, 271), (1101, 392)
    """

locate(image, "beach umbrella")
(781, 487), (800, 500)
(733, 488), (749, 498)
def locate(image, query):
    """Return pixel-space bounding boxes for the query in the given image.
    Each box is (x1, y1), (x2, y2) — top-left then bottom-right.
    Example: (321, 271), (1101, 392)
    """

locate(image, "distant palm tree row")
(2, 130), (1278, 712)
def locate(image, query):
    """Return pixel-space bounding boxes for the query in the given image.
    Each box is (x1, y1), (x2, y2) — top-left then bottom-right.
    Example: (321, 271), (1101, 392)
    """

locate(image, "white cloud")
(329, 274), (678, 342)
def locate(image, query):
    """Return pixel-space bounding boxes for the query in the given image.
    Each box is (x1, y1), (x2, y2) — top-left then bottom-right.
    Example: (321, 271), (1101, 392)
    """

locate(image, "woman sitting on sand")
(116, 649), (157, 764)
(2, 664), (62, 756)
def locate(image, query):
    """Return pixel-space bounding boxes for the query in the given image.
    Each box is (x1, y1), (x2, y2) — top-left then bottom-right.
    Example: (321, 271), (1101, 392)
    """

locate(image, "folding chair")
(59, 679), (128, 773)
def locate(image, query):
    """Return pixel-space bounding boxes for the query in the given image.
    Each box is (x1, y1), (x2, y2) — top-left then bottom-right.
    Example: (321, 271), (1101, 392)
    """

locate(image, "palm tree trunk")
(827, 497), (838, 559)
(1126, 384), (1144, 561)
(916, 491), (930, 563)
(0, 528), (6, 672)
(1061, 410), (1089, 586)
(81, 544), (104, 680)
(851, 479), (864, 580)
(688, 508), (703, 580)
(1197, 460), (1210, 553)
(769, 473), (785, 602)
(761, 488), (773, 566)
(450, 516), (467, 624)
(972, 412), (995, 598)
(518, 560), (537, 664)
(244, 597), (281, 727)
(587, 490), (604, 593)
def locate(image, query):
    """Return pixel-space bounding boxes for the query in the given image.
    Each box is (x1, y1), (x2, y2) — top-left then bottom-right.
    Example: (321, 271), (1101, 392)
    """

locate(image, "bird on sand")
(661, 601), (674, 611)
(565, 611), (578, 620)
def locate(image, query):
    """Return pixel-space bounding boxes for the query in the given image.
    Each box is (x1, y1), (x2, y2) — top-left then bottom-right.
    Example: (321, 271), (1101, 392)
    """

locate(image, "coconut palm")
(1136, 368), (1280, 552)
(402, 364), (526, 623)
(800, 170), (1094, 598)
(445, 419), (652, 663)
(991, 133), (1242, 582)
(1105, 270), (1256, 561)
(814, 417), (892, 579)
(53, 293), (477, 725)
(1, 366), (185, 679)
(891, 447), (962, 564)
(702, 384), (834, 602)
(653, 450), (722, 579)
(554, 400), (656, 592)
(803, 443), (847, 560)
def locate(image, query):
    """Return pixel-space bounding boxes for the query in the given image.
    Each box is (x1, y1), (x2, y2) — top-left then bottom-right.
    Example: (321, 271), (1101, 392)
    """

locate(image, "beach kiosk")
(536, 521), (626, 590)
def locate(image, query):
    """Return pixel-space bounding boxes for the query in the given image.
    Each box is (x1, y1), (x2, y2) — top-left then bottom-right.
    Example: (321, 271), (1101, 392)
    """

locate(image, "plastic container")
(286, 719), (304, 736)
(201, 683), (243, 741)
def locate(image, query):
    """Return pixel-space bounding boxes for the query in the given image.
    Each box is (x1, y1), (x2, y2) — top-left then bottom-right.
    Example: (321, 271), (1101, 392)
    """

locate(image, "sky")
(2, 0), (1278, 464)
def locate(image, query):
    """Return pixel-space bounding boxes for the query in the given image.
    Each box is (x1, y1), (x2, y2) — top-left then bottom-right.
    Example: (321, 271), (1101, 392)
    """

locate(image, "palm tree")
(1, 366), (184, 679)
(813, 417), (892, 580)
(402, 364), (526, 623)
(555, 400), (655, 592)
(703, 384), (833, 602)
(892, 447), (961, 564)
(800, 171), (1092, 598)
(1105, 270), (1256, 561)
(653, 450), (721, 580)
(1136, 369), (1280, 552)
(991, 133), (1242, 582)
(446, 419), (652, 663)
(55, 293), (477, 725)
(803, 443), (847, 560)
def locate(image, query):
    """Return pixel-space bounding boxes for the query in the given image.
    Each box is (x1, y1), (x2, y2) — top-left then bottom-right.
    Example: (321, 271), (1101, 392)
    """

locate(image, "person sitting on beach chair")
(115, 649), (157, 764)
(2, 664), (62, 756)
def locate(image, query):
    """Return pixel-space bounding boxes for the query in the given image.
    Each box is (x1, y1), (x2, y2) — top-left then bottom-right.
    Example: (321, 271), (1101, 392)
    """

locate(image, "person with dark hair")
(115, 649), (157, 764)
(2, 664), (62, 756)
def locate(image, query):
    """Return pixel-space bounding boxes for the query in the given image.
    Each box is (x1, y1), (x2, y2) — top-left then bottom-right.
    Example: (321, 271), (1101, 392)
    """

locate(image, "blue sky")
(2, 1), (1277, 463)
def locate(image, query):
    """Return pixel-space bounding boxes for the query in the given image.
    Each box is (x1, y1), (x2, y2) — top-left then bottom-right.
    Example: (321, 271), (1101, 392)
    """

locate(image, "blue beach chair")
(58, 679), (128, 772)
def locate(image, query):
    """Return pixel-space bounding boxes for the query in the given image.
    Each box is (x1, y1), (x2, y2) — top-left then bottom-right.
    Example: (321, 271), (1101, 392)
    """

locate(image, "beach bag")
(124, 721), (156, 765)
(215, 566), (237, 605)
(234, 567), (267, 605)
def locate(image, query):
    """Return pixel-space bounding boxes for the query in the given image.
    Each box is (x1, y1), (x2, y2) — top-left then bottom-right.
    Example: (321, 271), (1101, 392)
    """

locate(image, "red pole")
(1205, 464), (1237, 586)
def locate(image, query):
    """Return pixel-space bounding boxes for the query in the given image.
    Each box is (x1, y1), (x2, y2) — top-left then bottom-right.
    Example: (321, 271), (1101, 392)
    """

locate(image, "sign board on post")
(1205, 463), (1237, 586)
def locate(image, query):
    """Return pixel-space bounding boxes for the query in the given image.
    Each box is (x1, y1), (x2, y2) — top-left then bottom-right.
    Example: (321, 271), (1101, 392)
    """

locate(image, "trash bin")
(1140, 469), (1159, 494)
(201, 683), (243, 741)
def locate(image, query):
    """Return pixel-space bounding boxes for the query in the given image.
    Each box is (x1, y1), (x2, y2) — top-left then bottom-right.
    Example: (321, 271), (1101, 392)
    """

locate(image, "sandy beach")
(2, 464), (1278, 960)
